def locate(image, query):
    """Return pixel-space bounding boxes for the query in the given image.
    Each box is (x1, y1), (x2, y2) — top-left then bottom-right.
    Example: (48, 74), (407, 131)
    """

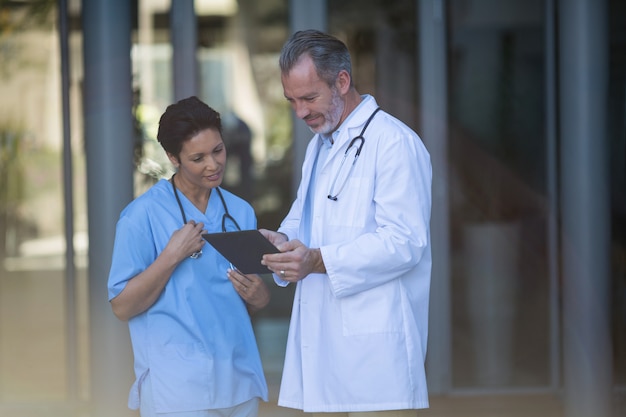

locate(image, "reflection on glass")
(448, 1), (550, 388)
(1, 0), (622, 412)
(0, 0), (89, 404)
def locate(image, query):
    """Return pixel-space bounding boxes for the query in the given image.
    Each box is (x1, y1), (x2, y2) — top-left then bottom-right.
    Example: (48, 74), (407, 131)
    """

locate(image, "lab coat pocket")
(340, 280), (403, 336)
(327, 177), (371, 228)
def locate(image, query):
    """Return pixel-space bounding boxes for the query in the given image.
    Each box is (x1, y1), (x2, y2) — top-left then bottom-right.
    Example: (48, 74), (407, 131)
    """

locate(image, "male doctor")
(261, 30), (432, 416)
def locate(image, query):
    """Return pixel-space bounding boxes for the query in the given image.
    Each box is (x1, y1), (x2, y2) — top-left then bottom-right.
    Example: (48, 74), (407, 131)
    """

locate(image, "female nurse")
(107, 96), (269, 417)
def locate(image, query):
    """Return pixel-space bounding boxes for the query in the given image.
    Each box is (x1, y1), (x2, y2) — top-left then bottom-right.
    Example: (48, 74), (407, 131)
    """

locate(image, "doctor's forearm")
(311, 248), (327, 274)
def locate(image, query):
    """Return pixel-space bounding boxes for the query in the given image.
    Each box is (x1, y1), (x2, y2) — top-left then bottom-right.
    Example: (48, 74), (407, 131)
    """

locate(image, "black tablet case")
(202, 230), (279, 274)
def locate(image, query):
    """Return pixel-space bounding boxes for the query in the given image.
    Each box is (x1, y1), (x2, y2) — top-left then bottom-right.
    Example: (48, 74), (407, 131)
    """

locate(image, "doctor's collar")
(324, 96), (373, 147)
(320, 132), (335, 147)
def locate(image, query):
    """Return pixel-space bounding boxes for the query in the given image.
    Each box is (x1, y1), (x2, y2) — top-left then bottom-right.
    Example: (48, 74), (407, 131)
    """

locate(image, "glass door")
(447, 0), (553, 389)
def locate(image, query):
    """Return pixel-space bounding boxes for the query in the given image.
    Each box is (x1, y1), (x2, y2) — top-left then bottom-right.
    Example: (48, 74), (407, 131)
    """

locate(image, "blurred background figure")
(222, 110), (254, 201)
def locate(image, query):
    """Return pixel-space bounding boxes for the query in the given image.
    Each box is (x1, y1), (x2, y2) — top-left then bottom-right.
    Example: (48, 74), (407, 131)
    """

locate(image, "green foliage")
(0, 0), (55, 32)
(0, 0), (55, 78)
(0, 124), (27, 258)
(0, 124), (25, 207)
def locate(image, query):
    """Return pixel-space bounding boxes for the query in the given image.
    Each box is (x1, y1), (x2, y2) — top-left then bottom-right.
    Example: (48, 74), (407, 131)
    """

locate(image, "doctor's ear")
(335, 70), (352, 95)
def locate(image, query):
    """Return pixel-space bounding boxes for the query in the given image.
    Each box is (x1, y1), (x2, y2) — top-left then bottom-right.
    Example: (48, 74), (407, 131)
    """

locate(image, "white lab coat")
(276, 95), (432, 412)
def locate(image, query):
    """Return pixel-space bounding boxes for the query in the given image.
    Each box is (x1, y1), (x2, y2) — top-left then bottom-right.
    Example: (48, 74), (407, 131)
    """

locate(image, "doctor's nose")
(293, 102), (310, 120)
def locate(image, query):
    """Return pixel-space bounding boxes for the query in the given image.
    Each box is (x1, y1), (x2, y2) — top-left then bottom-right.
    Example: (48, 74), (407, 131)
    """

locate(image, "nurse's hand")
(166, 220), (206, 261)
(261, 240), (326, 282)
(227, 268), (270, 314)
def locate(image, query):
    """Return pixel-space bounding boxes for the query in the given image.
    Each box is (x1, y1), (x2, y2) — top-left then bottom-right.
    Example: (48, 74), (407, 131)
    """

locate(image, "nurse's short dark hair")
(157, 96), (222, 157)
(279, 29), (353, 88)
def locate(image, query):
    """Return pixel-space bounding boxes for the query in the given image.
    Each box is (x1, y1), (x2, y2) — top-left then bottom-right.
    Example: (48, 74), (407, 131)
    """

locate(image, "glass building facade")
(0, 0), (624, 416)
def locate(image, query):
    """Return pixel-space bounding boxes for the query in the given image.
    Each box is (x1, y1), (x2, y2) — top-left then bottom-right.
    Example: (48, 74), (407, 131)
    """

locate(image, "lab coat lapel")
(298, 137), (322, 243)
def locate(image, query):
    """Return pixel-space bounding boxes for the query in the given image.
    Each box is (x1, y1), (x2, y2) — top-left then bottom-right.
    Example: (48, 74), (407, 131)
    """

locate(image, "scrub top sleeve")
(107, 215), (155, 300)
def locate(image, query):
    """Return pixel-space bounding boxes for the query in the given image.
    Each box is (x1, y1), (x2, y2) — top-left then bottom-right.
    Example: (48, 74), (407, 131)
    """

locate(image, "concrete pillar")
(171, 0), (199, 101)
(288, 0), (327, 196)
(419, 0), (451, 394)
(58, 0), (78, 400)
(82, 0), (136, 416)
(559, 0), (613, 416)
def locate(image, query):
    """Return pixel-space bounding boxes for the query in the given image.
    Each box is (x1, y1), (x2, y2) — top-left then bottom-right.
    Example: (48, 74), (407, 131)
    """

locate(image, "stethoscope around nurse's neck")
(170, 174), (241, 258)
(327, 106), (381, 201)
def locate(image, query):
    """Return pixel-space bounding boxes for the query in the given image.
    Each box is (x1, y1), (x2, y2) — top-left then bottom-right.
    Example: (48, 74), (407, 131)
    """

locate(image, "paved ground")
(3, 269), (621, 417)
(258, 392), (564, 417)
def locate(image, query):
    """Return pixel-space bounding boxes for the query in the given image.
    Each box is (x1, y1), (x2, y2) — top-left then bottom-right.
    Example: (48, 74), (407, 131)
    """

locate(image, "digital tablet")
(202, 230), (280, 274)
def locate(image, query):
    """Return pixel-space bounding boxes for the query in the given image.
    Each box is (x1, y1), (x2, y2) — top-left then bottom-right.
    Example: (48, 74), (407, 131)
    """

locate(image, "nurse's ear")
(166, 151), (180, 169)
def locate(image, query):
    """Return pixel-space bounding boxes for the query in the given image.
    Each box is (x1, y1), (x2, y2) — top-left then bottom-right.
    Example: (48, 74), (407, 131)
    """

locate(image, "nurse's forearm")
(110, 249), (180, 321)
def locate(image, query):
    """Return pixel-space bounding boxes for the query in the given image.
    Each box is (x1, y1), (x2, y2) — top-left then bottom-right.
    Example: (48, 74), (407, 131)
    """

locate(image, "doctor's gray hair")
(279, 29), (353, 88)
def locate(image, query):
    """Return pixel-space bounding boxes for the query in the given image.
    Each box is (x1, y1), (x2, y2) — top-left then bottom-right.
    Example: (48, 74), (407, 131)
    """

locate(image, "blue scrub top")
(107, 179), (268, 413)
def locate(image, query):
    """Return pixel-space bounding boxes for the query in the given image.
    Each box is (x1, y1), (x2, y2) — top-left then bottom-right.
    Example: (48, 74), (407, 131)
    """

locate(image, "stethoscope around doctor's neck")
(327, 107), (381, 201)
(171, 174), (241, 258)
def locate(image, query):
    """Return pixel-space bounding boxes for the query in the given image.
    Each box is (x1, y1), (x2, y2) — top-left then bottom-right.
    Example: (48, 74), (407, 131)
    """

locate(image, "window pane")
(0, 0), (88, 404)
(448, 0), (551, 388)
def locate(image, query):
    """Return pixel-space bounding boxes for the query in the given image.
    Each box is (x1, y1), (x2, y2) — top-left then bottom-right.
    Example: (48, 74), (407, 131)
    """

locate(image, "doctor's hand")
(261, 239), (326, 282)
(259, 228), (288, 247)
(227, 268), (270, 314)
